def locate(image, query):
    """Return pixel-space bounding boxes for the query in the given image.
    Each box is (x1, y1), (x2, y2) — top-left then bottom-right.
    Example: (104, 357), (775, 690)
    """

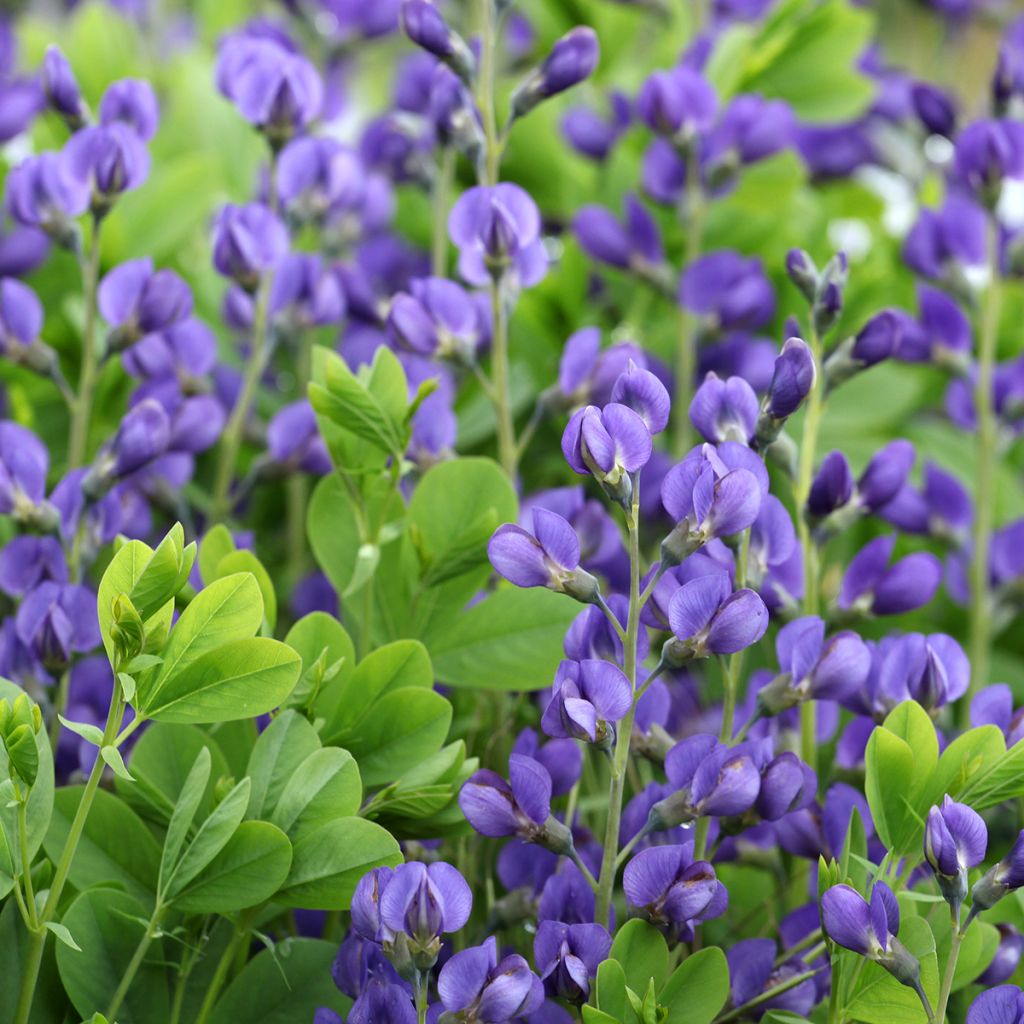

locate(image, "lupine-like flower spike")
(42, 46), (88, 129)
(64, 123), (151, 213)
(824, 310), (900, 390)
(98, 258), (193, 350)
(837, 535), (941, 617)
(756, 337), (815, 445)
(924, 795), (987, 922)
(212, 202), (289, 290)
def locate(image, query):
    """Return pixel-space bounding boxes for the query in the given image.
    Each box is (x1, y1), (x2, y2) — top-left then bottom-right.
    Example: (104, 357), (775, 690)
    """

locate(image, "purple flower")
(665, 573), (768, 661)
(610, 360), (671, 435)
(0, 422), (51, 522)
(679, 252), (775, 332)
(437, 937), (544, 1023)
(351, 866), (395, 944)
(448, 184), (547, 289)
(533, 921), (611, 1004)
(807, 451), (853, 518)
(857, 440), (915, 512)
(911, 82), (956, 138)
(979, 927), (1024, 986)
(513, 729), (581, 798)
(0, 277), (44, 359)
(763, 337), (815, 421)
(954, 119), (1024, 204)
(83, 398), (171, 496)
(387, 277), (483, 363)
(42, 46), (87, 128)
(345, 980), (415, 1024)
(875, 632), (968, 712)
(216, 34), (322, 142)
(561, 92), (630, 163)
(99, 79), (159, 141)
(99, 258), (193, 347)
(971, 685), (1024, 749)
(623, 844), (727, 942)
(637, 67), (716, 139)
(401, 0), (474, 80)
(5, 152), (89, 243)
(852, 311), (901, 367)
(903, 193), (986, 282)
(727, 939), (817, 1019)
(821, 881), (899, 958)
(573, 194), (664, 274)
(704, 95), (795, 171)
(925, 796), (986, 884)
(537, 862), (595, 925)
(689, 372), (758, 444)
(460, 754), (560, 844)
(562, 403), (652, 504)
(63, 123), (151, 207)
(212, 202), (289, 289)
(971, 831), (1024, 916)
(512, 27), (600, 118)
(541, 659), (632, 746)
(488, 508), (599, 603)
(755, 753), (817, 822)
(0, 536), (67, 597)
(267, 400), (330, 474)
(838, 535), (941, 616)
(966, 987), (1024, 1024)
(16, 581), (100, 669)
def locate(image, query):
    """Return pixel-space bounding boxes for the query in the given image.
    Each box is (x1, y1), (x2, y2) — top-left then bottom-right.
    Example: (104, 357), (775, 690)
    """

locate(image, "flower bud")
(511, 28), (600, 120)
(786, 248), (818, 303)
(42, 46), (88, 129)
(401, 0), (475, 84)
(110, 593), (146, 665)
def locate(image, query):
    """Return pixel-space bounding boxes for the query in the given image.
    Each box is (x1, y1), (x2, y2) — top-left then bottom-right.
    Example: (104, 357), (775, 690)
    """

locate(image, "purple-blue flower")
(727, 939), (817, 1019)
(679, 252), (775, 332)
(562, 403), (652, 502)
(966, 987), (1024, 1024)
(838, 535), (941, 616)
(437, 936), (544, 1023)
(541, 659), (632, 746)
(665, 573), (768, 660)
(533, 920), (611, 1004)
(689, 372), (759, 444)
(212, 202), (289, 289)
(99, 258), (193, 347)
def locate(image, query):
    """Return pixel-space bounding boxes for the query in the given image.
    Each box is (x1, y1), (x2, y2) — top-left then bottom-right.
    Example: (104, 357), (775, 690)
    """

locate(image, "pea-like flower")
(757, 338), (815, 443)
(5, 153), (89, 244)
(573, 194), (665, 279)
(511, 26), (600, 119)
(637, 67), (716, 140)
(875, 632), (969, 712)
(679, 251), (776, 333)
(755, 752), (817, 822)
(212, 202), (289, 290)
(64, 123), (151, 210)
(401, 0), (475, 82)
(82, 398), (172, 497)
(99, 258), (193, 349)
(662, 574), (768, 665)
(966, 987), (1024, 1024)
(541, 658), (632, 747)
(533, 920), (611, 1004)
(42, 46), (87, 129)
(562, 402), (652, 506)
(99, 79), (159, 141)
(387, 277), (484, 364)
(726, 939), (817, 1019)
(689, 372), (759, 444)
(954, 119), (1024, 206)
(0, 278), (57, 375)
(488, 507), (600, 604)
(16, 581), (99, 670)
(0, 422), (55, 527)
(838, 535), (941, 617)
(448, 184), (547, 290)
(623, 844), (727, 943)
(970, 830), (1024, 920)
(437, 936), (544, 1023)
(924, 795), (986, 920)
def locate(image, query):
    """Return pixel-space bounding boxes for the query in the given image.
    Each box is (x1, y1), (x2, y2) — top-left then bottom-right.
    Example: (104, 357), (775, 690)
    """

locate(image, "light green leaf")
(45, 921), (82, 952)
(270, 747), (362, 840)
(246, 709), (322, 821)
(198, 524), (237, 586)
(58, 716), (104, 747)
(660, 946), (730, 1024)
(215, 550), (278, 634)
(158, 747), (212, 895)
(609, 919), (669, 997)
(100, 745), (134, 781)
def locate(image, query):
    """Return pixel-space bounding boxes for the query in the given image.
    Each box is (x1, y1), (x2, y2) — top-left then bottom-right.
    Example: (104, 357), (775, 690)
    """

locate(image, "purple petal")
(707, 588), (768, 654)
(668, 574), (731, 640)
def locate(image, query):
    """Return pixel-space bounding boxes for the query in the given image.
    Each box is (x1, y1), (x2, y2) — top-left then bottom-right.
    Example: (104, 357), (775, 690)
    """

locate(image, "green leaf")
(215, 549), (279, 634)
(270, 747), (362, 840)
(582, 1010), (623, 1024)
(55, 888), (169, 1024)
(45, 921), (82, 951)
(285, 612), (355, 714)
(0, 898), (64, 1023)
(208, 938), (350, 1024)
(595, 958), (629, 1019)
(660, 946), (730, 1024)
(198, 524), (237, 585)
(762, 1014), (813, 1024)
(169, 821), (292, 914)
(58, 716), (105, 747)
(933, 915), (999, 991)
(144, 637), (301, 724)
(957, 734), (1024, 810)
(163, 777), (251, 899)
(610, 919), (669, 996)
(118, 672), (137, 703)
(246, 709), (322, 820)
(928, 726), (1005, 806)
(307, 474), (366, 597)
(341, 688), (452, 788)
(158, 747), (212, 895)
(277, 817), (402, 910)
(100, 745), (134, 781)
(44, 787), (160, 904)
(424, 586), (578, 690)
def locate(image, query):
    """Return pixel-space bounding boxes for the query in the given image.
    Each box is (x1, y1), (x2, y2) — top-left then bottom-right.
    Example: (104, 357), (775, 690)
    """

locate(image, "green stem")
(671, 154), (704, 459)
(594, 485), (642, 928)
(68, 216), (102, 468)
(415, 970), (429, 1024)
(489, 279), (517, 479)
(432, 148), (455, 276)
(720, 528), (751, 743)
(286, 331), (314, 585)
(794, 322), (825, 775)
(13, 693), (126, 1024)
(934, 924), (963, 1024)
(477, 0), (500, 188)
(17, 793), (37, 928)
(48, 668), (71, 753)
(106, 903), (165, 1020)
(693, 816), (710, 861)
(195, 917), (249, 1024)
(965, 223), (1003, 716)
(715, 967), (822, 1022)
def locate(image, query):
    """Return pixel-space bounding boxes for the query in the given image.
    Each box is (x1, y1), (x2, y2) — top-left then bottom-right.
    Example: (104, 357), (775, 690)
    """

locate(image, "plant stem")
(13, 694), (126, 1024)
(68, 215), (102, 468)
(432, 147), (455, 276)
(720, 528), (750, 743)
(477, 0), (500, 188)
(934, 925), (963, 1024)
(488, 280), (517, 479)
(671, 153), (704, 458)
(17, 793), (37, 928)
(594, 486), (642, 927)
(286, 331), (314, 585)
(714, 967), (822, 1022)
(195, 918), (248, 1024)
(415, 970), (429, 1024)
(107, 903), (165, 1019)
(965, 222), (1003, 716)
(794, 322), (825, 775)
(49, 669), (71, 753)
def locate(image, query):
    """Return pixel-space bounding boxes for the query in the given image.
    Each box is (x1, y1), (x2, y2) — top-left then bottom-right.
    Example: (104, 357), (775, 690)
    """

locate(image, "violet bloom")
(400, 0), (474, 81)
(970, 830), (1024, 918)
(42, 46), (88, 128)
(573, 194), (664, 277)
(541, 659), (632, 747)
(561, 92), (631, 163)
(837, 535), (941, 616)
(660, 443), (763, 561)
(537, 862), (595, 925)
(727, 939), (817, 1019)
(971, 685), (1024, 749)
(689, 372), (758, 444)
(212, 202), (289, 290)
(758, 616), (870, 714)
(610, 360), (671, 435)
(269, 254), (346, 331)
(704, 95), (795, 175)
(924, 795), (986, 917)
(880, 461), (972, 541)
(99, 79), (159, 141)
(16, 581), (100, 669)
(761, 337), (815, 423)
(512, 728), (581, 798)
(387, 277), (483, 363)
(875, 632), (968, 712)
(755, 753), (817, 822)
(0, 535), (67, 597)
(637, 66), (716, 140)
(954, 119), (1024, 205)
(512, 27), (600, 119)
(821, 881), (899, 959)
(0, 277), (50, 371)
(267, 401), (330, 474)
(0, 422), (52, 525)
(623, 844), (727, 943)
(533, 921), (611, 1004)
(663, 573), (768, 663)
(448, 184), (547, 290)
(340, 979), (415, 1024)
(979, 927), (1024, 986)
(63, 123), (151, 210)
(5, 152), (89, 244)
(903, 193), (986, 282)
(98, 258), (193, 348)
(856, 440), (915, 512)
(967, 988), (1024, 1024)
(438, 937), (544, 1023)
(83, 398), (172, 496)
(216, 34), (322, 144)
(655, 734), (762, 822)
(807, 451), (853, 518)
(562, 403), (652, 506)
(679, 252), (775, 332)
(488, 507), (599, 603)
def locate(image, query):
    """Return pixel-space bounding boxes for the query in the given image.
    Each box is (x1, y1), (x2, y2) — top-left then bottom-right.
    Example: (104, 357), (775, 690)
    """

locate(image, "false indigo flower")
(679, 251), (775, 332)
(561, 91), (631, 163)
(212, 202), (289, 290)
(98, 258), (193, 348)
(573, 194), (665, 276)
(785, 249), (818, 303)
(449, 184), (547, 289)
(637, 67), (716, 140)
(705, 95), (795, 173)
(971, 685), (1024, 749)
(488, 507), (600, 603)
(267, 400), (331, 474)
(0, 277), (57, 374)
(537, 862), (596, 925)
(533, 921), (611, 1004)
(970, 830), (1024, 918)
(511, 27), (600, 119)
(5, 152), (89, 244)
(823, 311), (900, 391)
(437, 936), (544, 1023)
(351, 866), (395, 944)
(83, 398), (172, 496)
(911, 82), (956, 138)
(821, 881), (900, 960)
(755, 752), (817, 822)
(63, 123), (151, 209)
(954, 119), (1024, 206)
(857, 439), (915, 512)
(664, 574), (768, 662)
(0, 422), (53, 526)
(924, 795), (986, 918)
(0, 536), (67, 597)
(903, 193), (986, 282)
(966, 987), (1024, 1024)
(807, 451), (853, 518)
(623, 844), (727, 942)
(42, 46), (88, 128)
(762, 337), (815, 423)
(689, 372), (759, 444)
(727, 939), (817, 1018)
(512, 728), (581, 798)
(400, 0), (475, 82)
(387, 277), (482, 363)
(344, 979), (415, 1024)
(562, 403), (652, 505)
(99, 79), (159, 141)
(837, 535), (941, 616)
(610, 359), (671, 435)
(875, 632), (969, 712)
(979, 927), (1024, 986)
(541, 659), (632, 747)
(16, 581), (100, 669)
